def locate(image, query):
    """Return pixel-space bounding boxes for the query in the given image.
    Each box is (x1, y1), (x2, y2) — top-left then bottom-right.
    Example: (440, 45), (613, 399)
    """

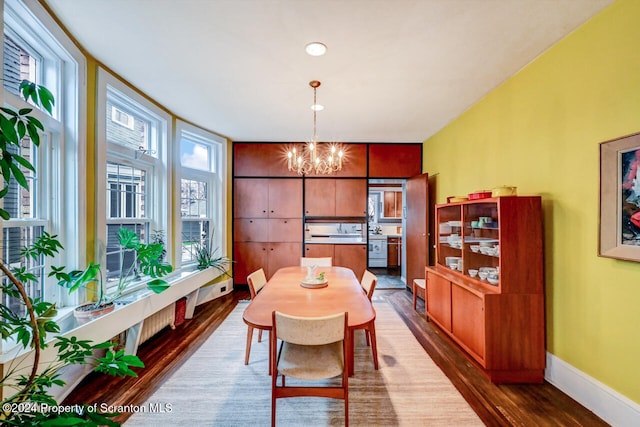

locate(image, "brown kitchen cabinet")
(304, 243), (334, 258)
(383, 191), (402, 218)
(234, 178), (302, 218)
(234, 241), (302, 283)
(233, 143), (299, 177)
(304, 243), (366, 280)
(426, 196), (545, 383)
(233, 177), (303, 284)
(304, 178), (367, 217)
(387, 236), (401, 267)
(368, 144), (422, 178)
(335, 244), (367, 280)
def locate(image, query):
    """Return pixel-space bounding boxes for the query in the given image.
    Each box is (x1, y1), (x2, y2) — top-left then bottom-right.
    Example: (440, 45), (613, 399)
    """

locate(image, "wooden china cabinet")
(426, 196), (545, 383)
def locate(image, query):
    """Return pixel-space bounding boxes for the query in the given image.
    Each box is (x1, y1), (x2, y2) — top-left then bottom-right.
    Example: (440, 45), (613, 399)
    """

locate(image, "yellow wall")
(423, 0), (640, 403)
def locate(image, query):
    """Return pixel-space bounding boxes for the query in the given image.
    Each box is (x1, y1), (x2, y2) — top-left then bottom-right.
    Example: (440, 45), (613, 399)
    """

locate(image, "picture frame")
(599, 131), (640, 261)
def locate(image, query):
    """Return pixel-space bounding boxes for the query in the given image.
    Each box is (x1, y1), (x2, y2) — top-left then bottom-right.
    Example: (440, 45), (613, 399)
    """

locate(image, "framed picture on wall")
(599, 131), (640, 261)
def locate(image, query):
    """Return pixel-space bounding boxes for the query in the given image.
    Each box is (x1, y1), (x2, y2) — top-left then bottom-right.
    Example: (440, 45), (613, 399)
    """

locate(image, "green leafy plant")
(0, 81), (146, 426)
(193, 238), (232, 276)
(0, 81), (53, 220)
(50, 228), (173, 311)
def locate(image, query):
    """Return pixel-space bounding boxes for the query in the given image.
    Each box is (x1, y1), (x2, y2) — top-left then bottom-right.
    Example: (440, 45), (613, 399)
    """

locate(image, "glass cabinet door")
(462, 202), (499, 285)
(437, 205), (462, 271)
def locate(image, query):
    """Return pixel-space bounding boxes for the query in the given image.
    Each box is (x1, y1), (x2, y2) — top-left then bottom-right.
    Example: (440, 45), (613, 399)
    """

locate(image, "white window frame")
(175, 120), (227, 270)
(0, 0), (86, 314)
(96, 68), (172, 294)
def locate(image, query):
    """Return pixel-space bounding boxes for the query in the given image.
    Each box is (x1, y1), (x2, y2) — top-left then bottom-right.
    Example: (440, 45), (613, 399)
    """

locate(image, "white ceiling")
(44, 0), (612, 143)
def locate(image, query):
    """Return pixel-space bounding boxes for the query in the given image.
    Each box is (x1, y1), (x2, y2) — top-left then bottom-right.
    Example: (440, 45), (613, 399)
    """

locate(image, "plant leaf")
(147, 278), (170, 294)
(9, 161), (29, 189)
(0, 114), (18, 144)
(12, 153), (36, 172)
(37, 85), (55, 115)
(118, 228), (140, 249)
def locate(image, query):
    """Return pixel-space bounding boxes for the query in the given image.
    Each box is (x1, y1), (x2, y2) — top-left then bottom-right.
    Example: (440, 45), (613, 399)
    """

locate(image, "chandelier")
(287, 80), (344, 175)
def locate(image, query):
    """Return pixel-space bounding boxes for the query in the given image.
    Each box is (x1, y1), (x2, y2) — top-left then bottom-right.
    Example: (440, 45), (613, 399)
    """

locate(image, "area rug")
(125, 301), (483, 426)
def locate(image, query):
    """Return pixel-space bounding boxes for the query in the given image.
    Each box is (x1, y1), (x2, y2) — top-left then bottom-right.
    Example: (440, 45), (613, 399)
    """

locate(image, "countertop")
(305, 237), (365, 244)
(369, 234), (402, 239)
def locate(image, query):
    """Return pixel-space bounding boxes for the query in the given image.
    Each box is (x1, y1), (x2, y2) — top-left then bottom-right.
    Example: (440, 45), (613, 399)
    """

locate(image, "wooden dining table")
(242, 266), (376, 376)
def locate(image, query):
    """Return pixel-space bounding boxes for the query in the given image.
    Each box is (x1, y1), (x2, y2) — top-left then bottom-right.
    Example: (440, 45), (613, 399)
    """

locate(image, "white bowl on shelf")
(470, 245), (480, 253)
(478, 271), (488, 280)
(487, 277), (499, 285)
(468, 269), (478, 277)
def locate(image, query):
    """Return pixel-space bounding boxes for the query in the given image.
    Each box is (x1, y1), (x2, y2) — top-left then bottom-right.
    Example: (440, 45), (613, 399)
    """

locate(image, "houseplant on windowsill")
(50, 227), (173, 322)
(194, 239), (232, 274)
(0, 81), (148, 425)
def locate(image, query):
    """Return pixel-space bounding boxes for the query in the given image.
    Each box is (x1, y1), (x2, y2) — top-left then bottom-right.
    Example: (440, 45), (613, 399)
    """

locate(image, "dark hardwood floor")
(63, 288), (608, 426)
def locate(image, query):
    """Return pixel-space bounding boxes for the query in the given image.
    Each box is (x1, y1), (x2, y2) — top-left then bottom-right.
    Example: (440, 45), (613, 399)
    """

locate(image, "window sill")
(1, 266), (229, 362)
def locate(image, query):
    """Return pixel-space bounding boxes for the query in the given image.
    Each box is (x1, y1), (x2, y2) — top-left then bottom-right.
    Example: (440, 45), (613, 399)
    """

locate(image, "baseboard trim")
(196, 278), (233, 306)
(545, 353), (640, 426)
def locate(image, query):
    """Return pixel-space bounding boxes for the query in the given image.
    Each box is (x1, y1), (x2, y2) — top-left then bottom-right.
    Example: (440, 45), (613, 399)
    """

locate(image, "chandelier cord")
(313, 84), (317, 141)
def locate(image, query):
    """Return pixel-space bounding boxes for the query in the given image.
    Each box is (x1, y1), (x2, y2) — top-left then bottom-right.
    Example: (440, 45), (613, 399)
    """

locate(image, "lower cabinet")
(451, 284), (485, 362)
(233, 217), (302, 284)
(304, 244), (367, 280)
(387, 236), (401, 267)
(426, 267), (545, 383)
(234, 242), (302, 283)
(425, 272), (451, 331)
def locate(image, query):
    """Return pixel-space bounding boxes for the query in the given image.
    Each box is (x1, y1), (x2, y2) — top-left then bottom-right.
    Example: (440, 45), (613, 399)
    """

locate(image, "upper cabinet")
(382, 190), (403, 219)
(234, 142), (422, 178)
(305, 178), (367, 217)
(234, 143), (299, 177)
(234, 178), (302, 218)
(368, 144), (422, 178)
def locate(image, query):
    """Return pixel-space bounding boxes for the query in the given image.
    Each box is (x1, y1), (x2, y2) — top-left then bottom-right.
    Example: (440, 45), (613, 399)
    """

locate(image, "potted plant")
(193, 237), (232, 276)
(50, 228), (173, 322)
(0, 81), (146, 425)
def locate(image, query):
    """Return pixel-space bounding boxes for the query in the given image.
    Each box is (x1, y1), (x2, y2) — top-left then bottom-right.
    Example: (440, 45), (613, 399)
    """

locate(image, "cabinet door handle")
(249, 220), (253, 223)
(284, 220), (287, 223)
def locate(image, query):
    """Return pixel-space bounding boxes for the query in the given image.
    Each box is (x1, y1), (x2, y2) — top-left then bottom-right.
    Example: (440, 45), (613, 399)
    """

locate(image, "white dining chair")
(357, 270), (379, 370)
(271, 310), (349, 426)
(300, 257), (332, 267)
(244, 268), (267, 365)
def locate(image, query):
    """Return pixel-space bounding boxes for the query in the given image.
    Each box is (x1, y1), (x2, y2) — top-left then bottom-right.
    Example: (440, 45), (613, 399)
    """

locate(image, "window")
(111, 106), (135, 130)
(176, 122), (226, 267)
(96, 68), (171, 289)
(0, 0), (85, 319)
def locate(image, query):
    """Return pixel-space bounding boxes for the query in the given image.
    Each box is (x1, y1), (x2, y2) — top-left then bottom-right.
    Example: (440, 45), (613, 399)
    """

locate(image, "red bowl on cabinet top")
(468, 191), (492, 200)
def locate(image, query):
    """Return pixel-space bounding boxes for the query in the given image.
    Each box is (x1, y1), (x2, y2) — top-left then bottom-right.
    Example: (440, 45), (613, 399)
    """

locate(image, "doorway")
(367, 179), (406, 289)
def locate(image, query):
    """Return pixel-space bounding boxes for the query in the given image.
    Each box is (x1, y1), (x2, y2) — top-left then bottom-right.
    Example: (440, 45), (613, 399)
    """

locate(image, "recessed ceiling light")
(305, 42), (327, 56)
